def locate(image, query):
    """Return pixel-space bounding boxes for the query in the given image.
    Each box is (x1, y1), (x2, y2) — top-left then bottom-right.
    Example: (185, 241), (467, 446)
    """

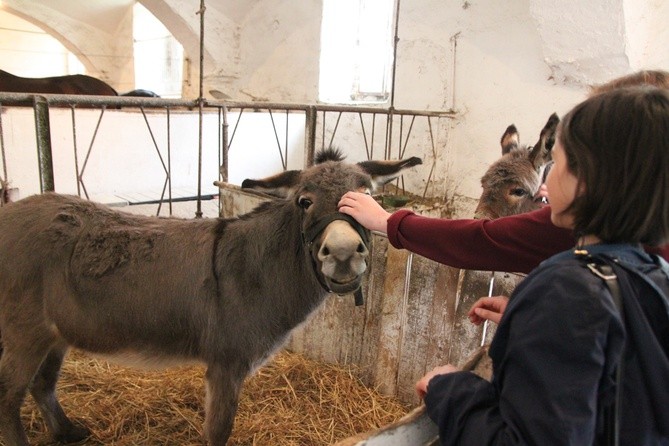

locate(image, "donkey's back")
(0, 193), (220, 353)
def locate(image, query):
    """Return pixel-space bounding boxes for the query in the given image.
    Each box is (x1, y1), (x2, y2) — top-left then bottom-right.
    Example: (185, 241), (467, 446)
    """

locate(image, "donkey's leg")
(30, 345), (90, 444)
(203, 363), (245, 445)
(0, 338), (55, 446)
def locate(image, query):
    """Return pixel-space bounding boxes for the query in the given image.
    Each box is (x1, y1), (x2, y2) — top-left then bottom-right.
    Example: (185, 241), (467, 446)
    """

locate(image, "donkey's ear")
(528, 113), (560, 169)
(500, 124), (520, 154)
(241, 170), (301, 198)
(358, 156), (422, 190)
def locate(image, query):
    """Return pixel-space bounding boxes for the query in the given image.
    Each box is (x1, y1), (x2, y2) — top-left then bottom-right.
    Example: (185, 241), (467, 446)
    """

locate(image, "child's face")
(546, 139), (579, 229)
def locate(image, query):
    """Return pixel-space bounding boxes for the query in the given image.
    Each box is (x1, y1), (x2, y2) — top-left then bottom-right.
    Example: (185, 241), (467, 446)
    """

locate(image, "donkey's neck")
(216, 200), (327, 316)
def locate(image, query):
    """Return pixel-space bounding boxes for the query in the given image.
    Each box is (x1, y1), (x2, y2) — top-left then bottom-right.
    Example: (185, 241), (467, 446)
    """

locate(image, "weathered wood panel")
(217, 184), (524, 404)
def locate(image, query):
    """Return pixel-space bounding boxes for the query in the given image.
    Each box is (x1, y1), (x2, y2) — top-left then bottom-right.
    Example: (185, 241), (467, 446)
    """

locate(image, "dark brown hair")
(559, 86), (669, 245)
(590, 70), (669, 95)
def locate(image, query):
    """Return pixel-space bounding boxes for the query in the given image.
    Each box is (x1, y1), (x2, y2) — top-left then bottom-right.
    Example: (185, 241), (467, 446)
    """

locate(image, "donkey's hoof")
(55, 423), (91, 444)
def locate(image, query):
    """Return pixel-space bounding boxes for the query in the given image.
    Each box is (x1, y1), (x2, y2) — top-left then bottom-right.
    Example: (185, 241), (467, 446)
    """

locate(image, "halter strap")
(302, 212), (369, 306)
(302, 212), (370, 247)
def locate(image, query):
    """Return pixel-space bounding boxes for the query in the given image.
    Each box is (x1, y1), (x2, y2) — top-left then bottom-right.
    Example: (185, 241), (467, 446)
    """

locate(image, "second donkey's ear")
(528, 112), (559, 170)
(241, 170), (301, 198)
(358, 156), (423, 190)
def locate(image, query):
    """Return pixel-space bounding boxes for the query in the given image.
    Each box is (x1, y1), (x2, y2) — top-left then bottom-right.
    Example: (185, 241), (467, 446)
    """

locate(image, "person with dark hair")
(413, 87), (669, 444)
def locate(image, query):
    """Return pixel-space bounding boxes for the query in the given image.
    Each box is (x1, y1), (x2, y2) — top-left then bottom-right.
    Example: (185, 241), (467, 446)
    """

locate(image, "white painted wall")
(1, 0), (667, 216)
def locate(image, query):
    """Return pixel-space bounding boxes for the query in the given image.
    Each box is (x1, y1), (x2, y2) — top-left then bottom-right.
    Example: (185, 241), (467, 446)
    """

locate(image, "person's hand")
(468, 296), (509, 325)
(338, 191), (391, 234)
(415, 364), (459, 399)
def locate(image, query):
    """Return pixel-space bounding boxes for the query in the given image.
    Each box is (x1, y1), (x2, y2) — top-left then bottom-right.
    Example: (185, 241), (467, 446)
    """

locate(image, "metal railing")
(0, 92), (457, 216)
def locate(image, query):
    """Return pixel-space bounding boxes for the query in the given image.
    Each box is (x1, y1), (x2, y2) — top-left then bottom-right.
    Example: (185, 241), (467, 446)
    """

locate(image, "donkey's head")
(242, 147), (422, 296)
(474, 113), (559, 219)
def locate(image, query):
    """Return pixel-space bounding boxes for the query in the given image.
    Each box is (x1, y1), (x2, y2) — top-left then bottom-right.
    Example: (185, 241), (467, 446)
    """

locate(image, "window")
(133, 3), (183, 98)
(319, 0), (395, 104)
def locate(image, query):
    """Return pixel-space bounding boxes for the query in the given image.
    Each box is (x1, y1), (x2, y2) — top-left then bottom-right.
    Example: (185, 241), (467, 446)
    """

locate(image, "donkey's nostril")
(356, 243), (365, 253)
(322, 246), (330, 256)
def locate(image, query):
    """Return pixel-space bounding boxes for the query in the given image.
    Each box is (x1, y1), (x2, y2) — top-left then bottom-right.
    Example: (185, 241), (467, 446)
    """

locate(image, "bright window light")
(133, 3), (183, 98)
(319, 0), (395, 104)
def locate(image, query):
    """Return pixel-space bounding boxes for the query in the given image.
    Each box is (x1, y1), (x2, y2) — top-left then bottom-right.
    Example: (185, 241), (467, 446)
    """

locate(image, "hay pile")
(18, 350), (410, 445)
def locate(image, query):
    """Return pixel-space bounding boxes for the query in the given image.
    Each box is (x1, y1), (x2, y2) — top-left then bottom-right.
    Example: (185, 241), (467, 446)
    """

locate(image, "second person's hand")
(468, 296), (509, 325)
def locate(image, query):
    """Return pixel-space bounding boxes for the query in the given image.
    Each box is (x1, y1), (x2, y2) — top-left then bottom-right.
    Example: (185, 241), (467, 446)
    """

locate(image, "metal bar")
(228, 107), (244, 148)
(268, 110), (286, 170)
(422, 117), (436, 199)
(0, 93), (457, 119)
(33, 96), (55, 192)
(70, 106), (81, 196)
(194, 0), (206, 218)
(0, 92), (197, 108)
(166, 107), (173, 215)
(0, 103), (8, 185)
(359, 113), (371, 160)
(328, 111), (343, 149)
(371, 114), (376, 160)
(321, 110), (326, 151)
(221, 106), (229, 183)
(400, 115), (416, 159)
(389, 0), (402, 109)
(481, 273), (496, 346)
(79, 107), (106, 199)
(140, 107), (169, 175)
(304, 106), (317, 167)
(212, 100), (456, 118)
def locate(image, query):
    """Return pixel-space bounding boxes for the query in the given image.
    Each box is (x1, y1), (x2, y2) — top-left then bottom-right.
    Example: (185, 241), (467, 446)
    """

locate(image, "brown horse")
(474, 113), (559, 219)
(0, 149), (420, 446)
(0, 69), (118, 96)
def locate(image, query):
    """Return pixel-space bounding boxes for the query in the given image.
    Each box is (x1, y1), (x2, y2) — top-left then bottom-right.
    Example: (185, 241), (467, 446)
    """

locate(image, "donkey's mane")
(315, 147), (346, 164)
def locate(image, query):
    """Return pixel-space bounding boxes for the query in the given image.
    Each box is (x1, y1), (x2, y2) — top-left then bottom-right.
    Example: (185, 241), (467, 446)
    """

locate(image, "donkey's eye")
(297, 196), (313, 209)
(510, 188), (528, 197)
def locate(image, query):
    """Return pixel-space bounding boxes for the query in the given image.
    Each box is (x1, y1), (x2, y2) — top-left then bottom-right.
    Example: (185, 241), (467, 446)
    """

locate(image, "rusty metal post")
(194, 0), (207, 218)
(304, 106), (317, 167)
(33, 96), (55, 192)
(220, 105), (229, 183)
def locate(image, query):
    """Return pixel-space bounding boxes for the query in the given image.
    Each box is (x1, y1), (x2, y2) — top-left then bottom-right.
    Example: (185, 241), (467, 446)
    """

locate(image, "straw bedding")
(15, 349), (409, 446)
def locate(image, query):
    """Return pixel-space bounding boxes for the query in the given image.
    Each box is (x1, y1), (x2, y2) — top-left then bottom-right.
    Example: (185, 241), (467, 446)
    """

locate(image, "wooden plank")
(421, 263), (461, 385)
(356, 234), (391, 384)
(394, 254), (440, 403)
(368, 242), (410, 396)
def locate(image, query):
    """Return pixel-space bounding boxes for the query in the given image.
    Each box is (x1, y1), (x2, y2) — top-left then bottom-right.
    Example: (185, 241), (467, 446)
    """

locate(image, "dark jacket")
(424, 244), (669, 445)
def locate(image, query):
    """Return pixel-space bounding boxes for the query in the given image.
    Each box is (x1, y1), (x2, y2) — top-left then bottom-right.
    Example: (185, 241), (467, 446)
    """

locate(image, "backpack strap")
(585, 252), (669, 438)
(586, 262), (624, 446)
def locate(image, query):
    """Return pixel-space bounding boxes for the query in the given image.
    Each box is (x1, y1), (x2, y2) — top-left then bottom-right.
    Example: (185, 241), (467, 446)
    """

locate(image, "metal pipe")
(481, 273), (496, 347)
(33, 96), (55, 192)
(0, 93), (456, 119)
(304, 106), (317, 167)
(221, 106), (229, 183)
(195, 0), (207, 218)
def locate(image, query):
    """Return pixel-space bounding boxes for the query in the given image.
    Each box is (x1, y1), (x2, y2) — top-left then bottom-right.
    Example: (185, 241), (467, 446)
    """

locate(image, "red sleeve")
(386, 206), (575, 274)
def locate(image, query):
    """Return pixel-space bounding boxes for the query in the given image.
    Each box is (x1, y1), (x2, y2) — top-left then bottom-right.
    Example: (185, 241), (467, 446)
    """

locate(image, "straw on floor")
(16, 349), (410, 446)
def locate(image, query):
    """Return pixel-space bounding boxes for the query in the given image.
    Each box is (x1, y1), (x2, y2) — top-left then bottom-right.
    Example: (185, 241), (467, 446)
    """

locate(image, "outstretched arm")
(385, 205), (574, 274)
